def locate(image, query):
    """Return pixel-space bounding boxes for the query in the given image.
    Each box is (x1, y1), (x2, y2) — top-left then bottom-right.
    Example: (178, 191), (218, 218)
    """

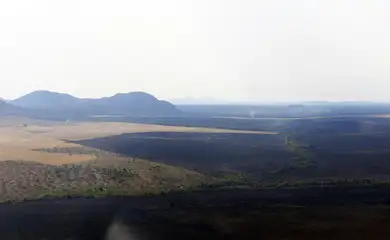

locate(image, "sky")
(0, 0), (389, 102)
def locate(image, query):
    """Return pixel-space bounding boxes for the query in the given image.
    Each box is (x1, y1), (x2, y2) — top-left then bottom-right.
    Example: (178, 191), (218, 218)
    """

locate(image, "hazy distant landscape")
(1, 0), (390, 238)
(4, 90), (390, 238)
(3, 91), (390, 197)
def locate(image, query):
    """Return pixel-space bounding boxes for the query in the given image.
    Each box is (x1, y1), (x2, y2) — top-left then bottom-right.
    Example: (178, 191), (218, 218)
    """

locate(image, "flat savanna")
(0, 117), (276, 165)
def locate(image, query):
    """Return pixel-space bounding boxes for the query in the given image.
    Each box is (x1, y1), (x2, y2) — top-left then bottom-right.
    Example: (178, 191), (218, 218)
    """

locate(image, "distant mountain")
(0, 99), (27, 116)
(10, 91), (180, 118)
(11, 90), (79, 109)
(78, 92), (180, 116)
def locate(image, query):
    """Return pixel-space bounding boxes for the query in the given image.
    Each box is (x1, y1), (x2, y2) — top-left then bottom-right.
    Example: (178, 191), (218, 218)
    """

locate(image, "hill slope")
(0, 99), (27, 117)
(87, 92), (179, 116)
(0, 154), (209, 202)
(11, 91), (180, 118)
(11, 90), (79, 109)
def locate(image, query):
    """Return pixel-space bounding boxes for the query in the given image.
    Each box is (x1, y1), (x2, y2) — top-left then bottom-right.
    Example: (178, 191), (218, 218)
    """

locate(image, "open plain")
(0, 117), (276, 165)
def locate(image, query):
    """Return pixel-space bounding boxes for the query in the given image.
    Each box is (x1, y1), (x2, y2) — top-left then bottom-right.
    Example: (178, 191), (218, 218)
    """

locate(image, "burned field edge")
(72, 132), (295, 182)
(4, 117), (390, 238)
(71, 116), (390, 187)
(6, 116), (390, 207)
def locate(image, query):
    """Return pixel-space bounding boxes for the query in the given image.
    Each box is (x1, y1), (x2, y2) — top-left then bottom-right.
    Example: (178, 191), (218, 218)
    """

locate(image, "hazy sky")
(0, 0), (389, 102)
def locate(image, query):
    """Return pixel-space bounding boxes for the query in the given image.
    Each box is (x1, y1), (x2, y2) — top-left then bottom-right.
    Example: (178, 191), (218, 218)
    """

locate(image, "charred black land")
(75, 132), (293, 180)
(4, 102), (390, 239)
(2, 187), (390, 239)
(75, 116), (390, 183)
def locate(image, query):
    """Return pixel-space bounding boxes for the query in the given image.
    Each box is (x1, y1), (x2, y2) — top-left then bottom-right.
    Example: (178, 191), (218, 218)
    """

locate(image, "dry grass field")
(0, 117), (278, 201)
(0, 117), (276, 165)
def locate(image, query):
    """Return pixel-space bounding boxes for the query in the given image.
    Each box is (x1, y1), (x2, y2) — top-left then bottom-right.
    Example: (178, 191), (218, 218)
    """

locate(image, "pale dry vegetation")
(0, 117), (276, 201)
(0, 117), (276, 165)
(35, 121), (276, 140)
(0, 125), (93, 164)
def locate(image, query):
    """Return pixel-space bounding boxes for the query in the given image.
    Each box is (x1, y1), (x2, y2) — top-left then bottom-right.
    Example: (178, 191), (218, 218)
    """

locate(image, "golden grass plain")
(0, 117), (276, 165)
